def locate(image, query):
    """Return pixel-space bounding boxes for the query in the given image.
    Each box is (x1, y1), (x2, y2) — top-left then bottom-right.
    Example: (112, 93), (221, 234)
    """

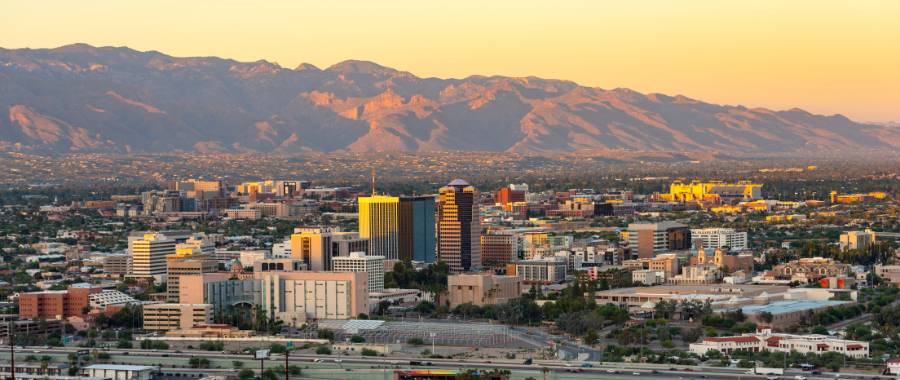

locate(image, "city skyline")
(3, 1), (900, 122)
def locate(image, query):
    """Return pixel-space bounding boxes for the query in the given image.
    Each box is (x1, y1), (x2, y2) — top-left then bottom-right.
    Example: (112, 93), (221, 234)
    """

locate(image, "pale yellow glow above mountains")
(3, 1), (899, 121)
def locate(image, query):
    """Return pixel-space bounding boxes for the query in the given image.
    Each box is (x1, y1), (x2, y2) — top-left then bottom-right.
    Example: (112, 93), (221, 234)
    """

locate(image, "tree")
(759, 311), (774, 324)
(317, 329), (335, 340)
(414, 301), (436, 314)
(269, 343), (286, 353)
(681, 328), (702, 343)
(584, 329), (599, 346)
(238, 368), (255, 380)
(350, 335), (365, 343)
(315, 346), (332, 355)
(189, 357), (210, 368)
(361, 348), (378, 356)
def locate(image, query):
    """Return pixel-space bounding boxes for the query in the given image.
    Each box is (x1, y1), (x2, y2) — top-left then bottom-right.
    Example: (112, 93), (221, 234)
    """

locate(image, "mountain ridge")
(1, 43), (898, 154)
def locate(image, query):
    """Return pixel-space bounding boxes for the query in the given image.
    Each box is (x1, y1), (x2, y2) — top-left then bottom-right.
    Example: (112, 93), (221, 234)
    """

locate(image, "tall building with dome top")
(437, 179), (482, 273)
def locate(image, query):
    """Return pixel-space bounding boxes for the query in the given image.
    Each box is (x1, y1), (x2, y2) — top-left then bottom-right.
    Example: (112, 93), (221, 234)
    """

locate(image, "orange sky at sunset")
(3, 1), (899, 122)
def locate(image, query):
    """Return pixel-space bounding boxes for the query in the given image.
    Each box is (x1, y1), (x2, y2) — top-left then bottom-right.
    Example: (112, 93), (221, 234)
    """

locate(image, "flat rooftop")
(595, 284), (790, 297)
(742, 300), (851, 315)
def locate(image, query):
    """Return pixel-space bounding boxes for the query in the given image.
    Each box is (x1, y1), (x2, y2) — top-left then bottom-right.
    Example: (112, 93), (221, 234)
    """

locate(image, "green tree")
(238, 368), (255, 380)
(584, 329), (599, 346)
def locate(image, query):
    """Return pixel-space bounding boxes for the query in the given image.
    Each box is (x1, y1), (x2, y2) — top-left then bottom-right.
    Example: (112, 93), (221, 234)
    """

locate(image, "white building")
(689, 328), (869, 358)
(128, 233), (176, 278)
(176, 233), (215, 255)
(238, 250), (268, 268)
(887, 358), (900, 375)
(514, 256), (567, 284)
(271, 239), (291, 258)
(332, 251), (385, 293)
(691, 228), (748, 252)
(89, 290), (138, 308)
(83, 365), (157, 380)
(632, 269), (665, 285)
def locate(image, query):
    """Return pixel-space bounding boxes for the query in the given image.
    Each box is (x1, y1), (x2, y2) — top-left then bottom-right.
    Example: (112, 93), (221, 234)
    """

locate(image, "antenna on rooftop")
(371, 168), (377, 196)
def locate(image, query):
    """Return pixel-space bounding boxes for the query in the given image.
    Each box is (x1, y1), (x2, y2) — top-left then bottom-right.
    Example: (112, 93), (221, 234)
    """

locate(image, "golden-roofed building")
(658, 181), (762, 204)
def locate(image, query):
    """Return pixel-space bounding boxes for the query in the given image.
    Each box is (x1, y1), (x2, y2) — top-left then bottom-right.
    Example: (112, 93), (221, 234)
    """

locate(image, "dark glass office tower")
(399, 196), (436, 263)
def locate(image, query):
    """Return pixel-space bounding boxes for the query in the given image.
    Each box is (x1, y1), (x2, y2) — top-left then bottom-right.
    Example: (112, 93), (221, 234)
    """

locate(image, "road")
(4, 346), (889, 380)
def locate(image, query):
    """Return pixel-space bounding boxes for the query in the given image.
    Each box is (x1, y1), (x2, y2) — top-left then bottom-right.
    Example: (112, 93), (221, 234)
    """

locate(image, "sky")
(3, 1), (900, 122)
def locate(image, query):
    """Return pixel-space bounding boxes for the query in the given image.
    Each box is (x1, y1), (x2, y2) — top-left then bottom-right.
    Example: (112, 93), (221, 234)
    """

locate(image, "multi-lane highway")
(4, 346), (888, 380)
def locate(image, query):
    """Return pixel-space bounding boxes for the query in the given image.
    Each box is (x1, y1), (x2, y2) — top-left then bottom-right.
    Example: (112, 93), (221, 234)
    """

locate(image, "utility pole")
(9, 320), (15, 380)
(283, 348), (288, 380)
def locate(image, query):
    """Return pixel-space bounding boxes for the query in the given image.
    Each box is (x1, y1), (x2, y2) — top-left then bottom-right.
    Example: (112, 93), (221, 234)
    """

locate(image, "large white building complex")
(691, 228), (748, 251)
(332, 251), (386, 293)
(690, 328), (869, 358)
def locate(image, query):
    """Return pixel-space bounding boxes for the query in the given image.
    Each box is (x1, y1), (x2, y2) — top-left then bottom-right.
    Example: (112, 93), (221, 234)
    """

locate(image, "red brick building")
(18, 285), (102, 319)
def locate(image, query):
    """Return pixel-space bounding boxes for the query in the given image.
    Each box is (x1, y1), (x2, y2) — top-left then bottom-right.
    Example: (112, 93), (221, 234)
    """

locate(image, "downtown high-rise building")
(358, 195), (400, 260)
(399, 196), (436, 263)
(437, 179), (481, 273)
(358, 195), (436, 263)
(128, 232), (176, 278)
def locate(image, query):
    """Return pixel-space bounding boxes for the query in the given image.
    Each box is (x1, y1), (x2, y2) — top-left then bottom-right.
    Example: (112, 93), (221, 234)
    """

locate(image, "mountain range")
(1, 44), (898, 154)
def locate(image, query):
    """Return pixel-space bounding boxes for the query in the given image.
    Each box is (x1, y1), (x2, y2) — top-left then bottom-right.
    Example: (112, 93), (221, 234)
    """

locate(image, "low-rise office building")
(142, 303), (213, 332)
(510, 256), (567, 284)
(448, 273), (522, 308)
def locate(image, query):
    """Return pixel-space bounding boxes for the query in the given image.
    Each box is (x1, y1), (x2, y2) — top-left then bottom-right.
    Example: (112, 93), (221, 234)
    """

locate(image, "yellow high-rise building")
(358, 195), (400, 260)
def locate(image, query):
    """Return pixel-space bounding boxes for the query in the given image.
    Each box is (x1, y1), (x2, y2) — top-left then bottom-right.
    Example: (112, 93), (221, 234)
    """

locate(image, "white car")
(313, 359), (324, 363)
(633, 372), (641, 376)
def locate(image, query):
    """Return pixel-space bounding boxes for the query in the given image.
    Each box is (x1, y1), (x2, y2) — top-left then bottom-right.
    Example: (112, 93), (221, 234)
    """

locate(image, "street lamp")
(430, 332), (436, 355)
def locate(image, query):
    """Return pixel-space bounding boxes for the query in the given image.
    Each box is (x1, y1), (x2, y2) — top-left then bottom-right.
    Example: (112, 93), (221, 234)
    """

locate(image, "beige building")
(103, 254), (131, 276)
(448, 273), (522, 308)
(224, 208), (262, 220)
(623, 253), (679, 278)
(772, 257), (851, 284)
(668, 263), (723, 284)
(143, 303), (213, 332)
(840, 230), (876, 251)
(180, 271), (369, 326)
(166, 256), (217, 302)
(626, 221), (691, 259)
